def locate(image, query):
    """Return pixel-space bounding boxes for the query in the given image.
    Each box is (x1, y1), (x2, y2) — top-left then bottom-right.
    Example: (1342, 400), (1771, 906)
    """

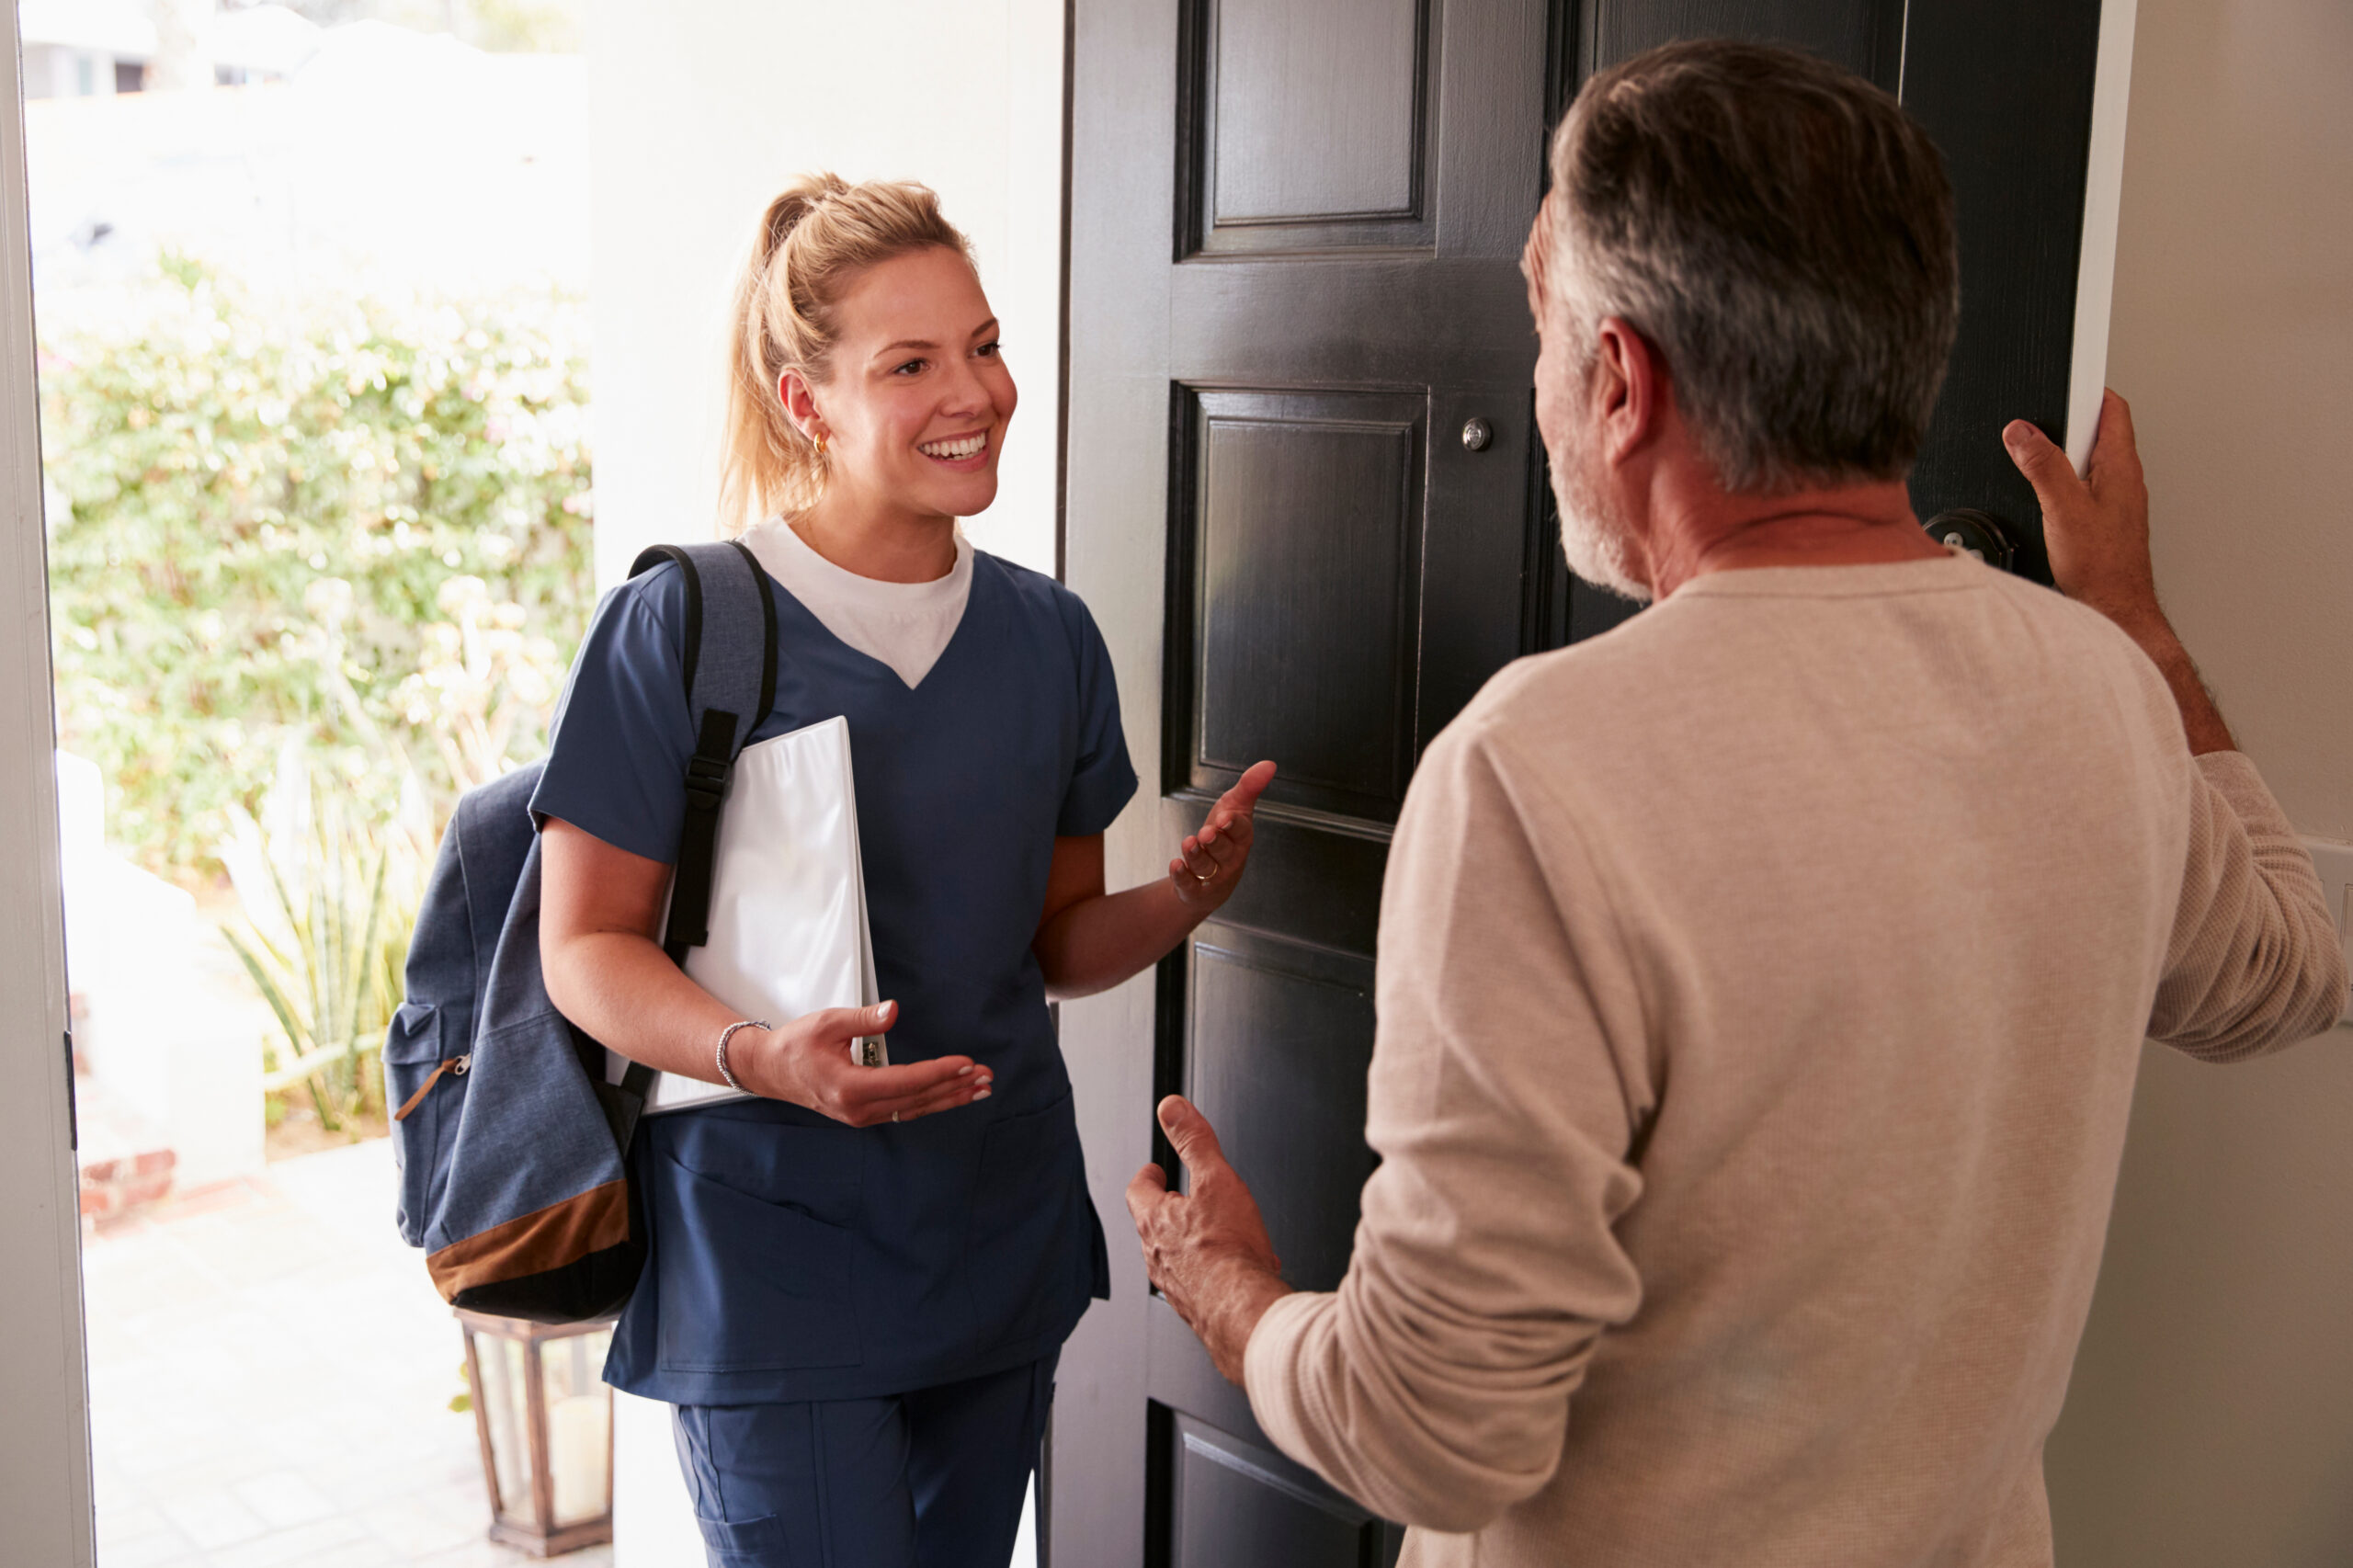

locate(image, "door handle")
(1925, 508), (2015, 571)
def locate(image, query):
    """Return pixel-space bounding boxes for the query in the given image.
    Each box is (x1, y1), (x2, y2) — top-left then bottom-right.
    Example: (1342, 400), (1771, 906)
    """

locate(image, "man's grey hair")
(1547, 40), (1961, 493)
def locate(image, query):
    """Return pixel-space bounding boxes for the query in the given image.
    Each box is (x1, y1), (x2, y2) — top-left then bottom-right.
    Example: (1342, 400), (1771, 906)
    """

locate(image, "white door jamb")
(2065, 0), (2140, 472)
(0, 2), (99, 1562)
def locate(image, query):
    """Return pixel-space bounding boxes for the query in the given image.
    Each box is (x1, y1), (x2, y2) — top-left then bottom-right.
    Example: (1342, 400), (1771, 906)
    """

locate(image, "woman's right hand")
(737, 1000), (993, 1128)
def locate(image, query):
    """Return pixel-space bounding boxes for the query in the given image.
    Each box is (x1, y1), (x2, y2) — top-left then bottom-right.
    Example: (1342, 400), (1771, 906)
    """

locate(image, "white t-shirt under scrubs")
(739, 517), (973, 690)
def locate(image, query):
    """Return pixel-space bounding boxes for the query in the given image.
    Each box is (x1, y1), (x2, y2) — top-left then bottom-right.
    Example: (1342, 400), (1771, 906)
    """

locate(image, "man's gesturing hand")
(1170, 760), (1277, 910)
(1127, 1095), (1292, 1385)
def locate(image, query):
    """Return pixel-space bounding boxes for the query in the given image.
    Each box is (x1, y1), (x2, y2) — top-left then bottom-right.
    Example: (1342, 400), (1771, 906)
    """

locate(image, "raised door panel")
(1176, 932), (1378, 1295)
(1172, 388), (1426, 824)
(1185, 0), (1438, 255)
(1154, 1413), (1400, 1568)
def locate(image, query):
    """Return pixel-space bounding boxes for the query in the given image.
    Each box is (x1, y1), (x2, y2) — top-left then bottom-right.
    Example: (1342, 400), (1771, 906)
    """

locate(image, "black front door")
(1053, 3), (2112, 1563)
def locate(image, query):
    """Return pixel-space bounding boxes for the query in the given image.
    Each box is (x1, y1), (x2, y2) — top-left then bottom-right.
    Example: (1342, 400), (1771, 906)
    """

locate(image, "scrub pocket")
(965, 1092), (1096, 1348)
(650, 1115), (865, 1373)
(688, 1507), (802, 1568)
(671, 1400), (919, 1568)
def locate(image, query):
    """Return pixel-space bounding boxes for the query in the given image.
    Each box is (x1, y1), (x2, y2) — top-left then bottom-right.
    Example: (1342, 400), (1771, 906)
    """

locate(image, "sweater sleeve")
(2148, 751), (2347, 1060)
(1243, 718), (1651, 1533)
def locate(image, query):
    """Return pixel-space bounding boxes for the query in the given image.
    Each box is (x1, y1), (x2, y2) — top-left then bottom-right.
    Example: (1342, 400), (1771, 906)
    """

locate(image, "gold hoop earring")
(813, 431), (828, 458)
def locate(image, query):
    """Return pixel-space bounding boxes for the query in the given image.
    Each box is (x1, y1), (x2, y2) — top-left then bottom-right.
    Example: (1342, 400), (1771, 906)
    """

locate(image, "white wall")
(2044, 1), (2353, 1562)
(585, 0), (1068, 588)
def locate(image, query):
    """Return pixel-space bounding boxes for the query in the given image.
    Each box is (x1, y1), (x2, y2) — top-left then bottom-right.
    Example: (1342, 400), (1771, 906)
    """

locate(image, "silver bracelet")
(715, 1019), (770, 1092)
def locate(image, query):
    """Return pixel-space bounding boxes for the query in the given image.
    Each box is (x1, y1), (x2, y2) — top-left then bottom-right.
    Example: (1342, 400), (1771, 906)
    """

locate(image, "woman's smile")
(917, 430), (991, 466)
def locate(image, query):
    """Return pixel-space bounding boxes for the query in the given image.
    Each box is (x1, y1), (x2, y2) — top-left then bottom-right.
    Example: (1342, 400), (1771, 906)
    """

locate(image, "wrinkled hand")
(1127, 1095), (1291, 1385)
(2005, 391), (2234, 753)
(1172, 760), (1277, 910)
(2004, 390), (2164, 637)
(739, 1001), (992, 1129)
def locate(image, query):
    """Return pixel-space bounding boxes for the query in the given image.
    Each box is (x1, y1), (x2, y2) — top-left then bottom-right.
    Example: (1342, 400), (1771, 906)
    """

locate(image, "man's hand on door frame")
(1127, 1094), (1292, 1386)
(2004, 390), (2235, 755)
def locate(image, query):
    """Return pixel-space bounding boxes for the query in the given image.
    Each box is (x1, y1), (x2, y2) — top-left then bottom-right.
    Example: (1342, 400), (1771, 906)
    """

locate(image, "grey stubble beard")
(1552, 435), (1652, 605)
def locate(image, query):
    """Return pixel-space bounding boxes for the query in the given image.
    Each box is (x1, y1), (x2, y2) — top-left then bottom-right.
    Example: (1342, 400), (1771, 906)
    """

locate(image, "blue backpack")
(386, 540), (779, 1323)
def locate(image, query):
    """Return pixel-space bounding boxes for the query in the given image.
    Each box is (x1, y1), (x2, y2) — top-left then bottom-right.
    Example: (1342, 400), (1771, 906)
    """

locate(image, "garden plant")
(40, 257), (593, 1131)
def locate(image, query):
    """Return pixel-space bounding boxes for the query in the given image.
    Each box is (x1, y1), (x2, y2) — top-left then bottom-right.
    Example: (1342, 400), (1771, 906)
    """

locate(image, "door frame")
(0, 3), (99, 1562)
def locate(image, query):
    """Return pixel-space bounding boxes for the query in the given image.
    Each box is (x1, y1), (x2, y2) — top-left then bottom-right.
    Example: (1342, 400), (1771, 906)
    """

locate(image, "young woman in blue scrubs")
(534, 175), (1274, 1568)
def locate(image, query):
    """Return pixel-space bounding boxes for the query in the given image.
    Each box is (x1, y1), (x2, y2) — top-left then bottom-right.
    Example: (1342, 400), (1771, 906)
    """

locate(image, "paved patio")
(83, 1137), (613, 1568)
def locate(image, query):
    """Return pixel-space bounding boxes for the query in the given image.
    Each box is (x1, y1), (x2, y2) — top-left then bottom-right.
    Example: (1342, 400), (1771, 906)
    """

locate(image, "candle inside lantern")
(459, 1310), (616, 1554)
(549, 1391), (610, 1526)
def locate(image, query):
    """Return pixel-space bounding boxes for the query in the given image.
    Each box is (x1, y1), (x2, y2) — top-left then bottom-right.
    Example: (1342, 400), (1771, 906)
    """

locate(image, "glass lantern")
(456, 1309), (617, 1557)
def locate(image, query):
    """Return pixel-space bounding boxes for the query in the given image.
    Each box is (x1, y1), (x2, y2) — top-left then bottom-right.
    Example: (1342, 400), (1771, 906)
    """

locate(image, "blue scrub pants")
(671, 1352), (1056, 1568)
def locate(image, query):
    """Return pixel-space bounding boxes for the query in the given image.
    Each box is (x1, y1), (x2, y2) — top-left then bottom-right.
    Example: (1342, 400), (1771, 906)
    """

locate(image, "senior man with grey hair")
(1126, 37), (2347, 1568)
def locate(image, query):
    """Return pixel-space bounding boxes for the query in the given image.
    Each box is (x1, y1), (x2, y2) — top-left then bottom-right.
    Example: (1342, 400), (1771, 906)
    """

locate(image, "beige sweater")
(1244, 554), (2346, 1567)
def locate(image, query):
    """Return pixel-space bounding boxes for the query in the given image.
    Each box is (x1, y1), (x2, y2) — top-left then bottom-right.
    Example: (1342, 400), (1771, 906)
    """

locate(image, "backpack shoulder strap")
(629, 540), (779, 970)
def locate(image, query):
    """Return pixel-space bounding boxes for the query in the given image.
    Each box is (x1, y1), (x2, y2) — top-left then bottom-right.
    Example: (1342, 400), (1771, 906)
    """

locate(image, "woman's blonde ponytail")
(718, 175), (972, 533)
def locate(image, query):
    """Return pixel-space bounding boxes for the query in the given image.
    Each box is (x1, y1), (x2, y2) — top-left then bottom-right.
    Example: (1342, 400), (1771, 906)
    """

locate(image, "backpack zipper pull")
(392, 1054), (472, 1123)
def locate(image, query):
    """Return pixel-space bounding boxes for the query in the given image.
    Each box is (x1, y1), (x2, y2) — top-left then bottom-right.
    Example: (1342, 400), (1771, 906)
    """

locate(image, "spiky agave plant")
(219, 746), (424, 1134)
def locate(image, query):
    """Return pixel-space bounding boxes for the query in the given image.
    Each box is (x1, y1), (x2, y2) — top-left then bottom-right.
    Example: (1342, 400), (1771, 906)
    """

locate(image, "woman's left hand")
(1170, 760), (1276, 910)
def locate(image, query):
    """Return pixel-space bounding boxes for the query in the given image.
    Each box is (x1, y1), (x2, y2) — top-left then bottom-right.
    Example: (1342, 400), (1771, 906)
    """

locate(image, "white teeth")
(919, 434), (986, 460)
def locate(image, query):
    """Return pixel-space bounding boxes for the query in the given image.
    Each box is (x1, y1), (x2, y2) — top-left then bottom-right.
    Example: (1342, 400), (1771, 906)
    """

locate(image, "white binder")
(621, 715), (884, 1114)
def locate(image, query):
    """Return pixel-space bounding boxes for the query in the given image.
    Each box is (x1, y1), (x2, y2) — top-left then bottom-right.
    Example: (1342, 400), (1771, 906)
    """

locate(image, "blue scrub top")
(531, 548), (1137, 1404)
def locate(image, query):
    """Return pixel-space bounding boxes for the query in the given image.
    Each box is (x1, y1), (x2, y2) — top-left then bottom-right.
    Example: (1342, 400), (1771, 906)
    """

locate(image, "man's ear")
(1519, 199), (1553, 325)
(1592, 316), (1666, 465)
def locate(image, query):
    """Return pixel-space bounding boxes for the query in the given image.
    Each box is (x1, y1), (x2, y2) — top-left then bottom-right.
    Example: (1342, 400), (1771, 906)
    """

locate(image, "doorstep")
(75, 1066), (177, 1227)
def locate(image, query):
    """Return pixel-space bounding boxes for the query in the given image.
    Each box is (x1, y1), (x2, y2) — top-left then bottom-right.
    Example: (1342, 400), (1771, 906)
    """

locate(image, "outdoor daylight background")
(32, 0), (1067, 1561)
(34, 4), (606, 1564)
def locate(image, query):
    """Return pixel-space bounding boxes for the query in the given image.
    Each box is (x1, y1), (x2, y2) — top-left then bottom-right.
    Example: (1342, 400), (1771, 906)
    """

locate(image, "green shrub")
(220, 745), (425, 1134)
(40, 261), (593, 880)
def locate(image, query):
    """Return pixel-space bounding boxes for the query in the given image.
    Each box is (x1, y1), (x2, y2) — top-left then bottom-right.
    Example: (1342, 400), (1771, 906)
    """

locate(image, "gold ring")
(892, 1110), (901, 1123)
